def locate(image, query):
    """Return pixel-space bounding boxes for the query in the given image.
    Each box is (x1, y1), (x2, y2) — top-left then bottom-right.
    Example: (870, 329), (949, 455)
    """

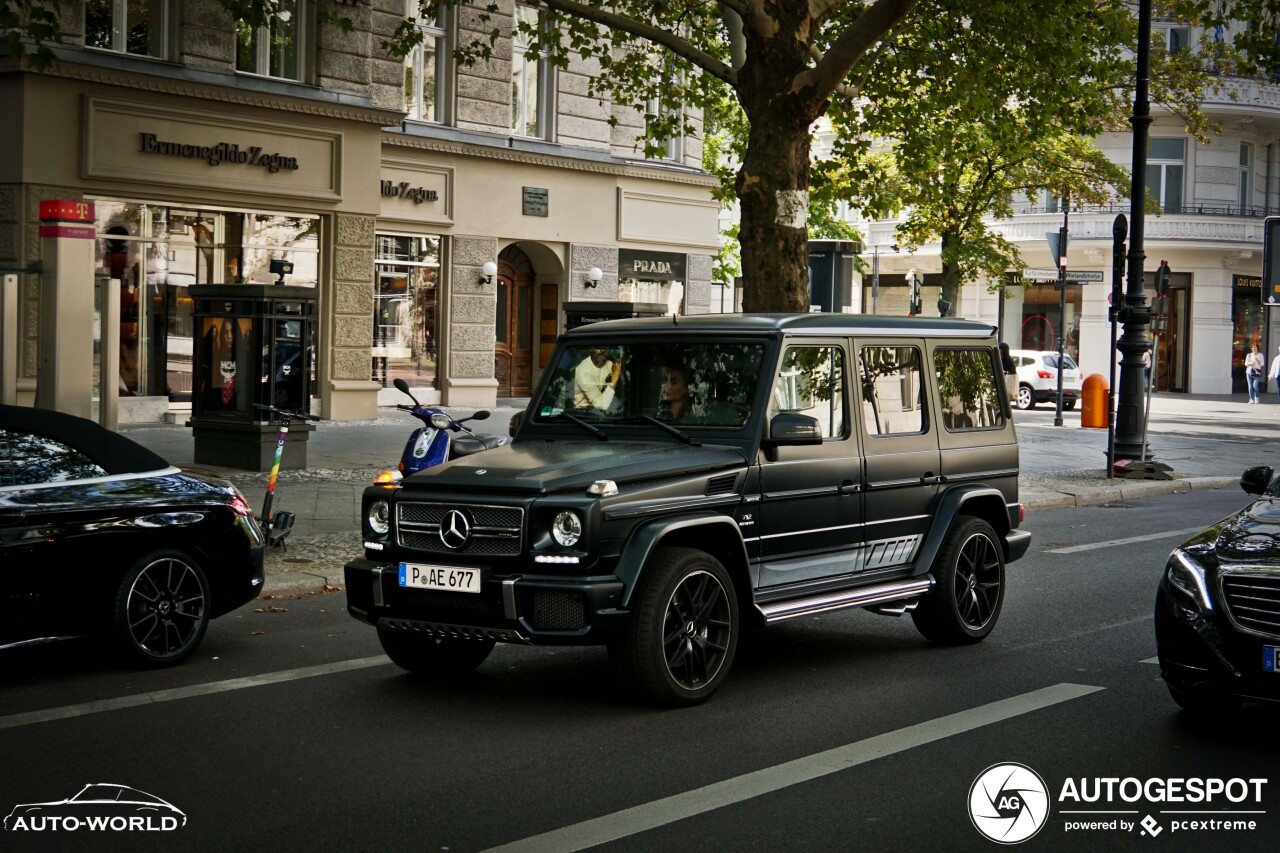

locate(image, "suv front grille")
(1220, 571), (1280, 638)
(396, 501), (524, 557)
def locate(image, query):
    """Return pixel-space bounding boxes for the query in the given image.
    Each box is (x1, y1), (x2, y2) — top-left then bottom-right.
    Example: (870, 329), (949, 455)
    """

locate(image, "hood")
(1186, 497), (1280, 567)
(400, 440), (748, 494)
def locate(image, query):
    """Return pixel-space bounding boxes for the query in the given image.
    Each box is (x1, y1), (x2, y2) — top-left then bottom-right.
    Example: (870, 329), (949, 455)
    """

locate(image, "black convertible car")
(0, 404), (265, 665)
(1156, 465), (1280, 712)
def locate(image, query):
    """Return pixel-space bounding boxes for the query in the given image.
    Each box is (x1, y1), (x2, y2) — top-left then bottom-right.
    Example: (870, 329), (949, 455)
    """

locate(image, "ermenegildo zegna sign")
(138, 133), (301, 173)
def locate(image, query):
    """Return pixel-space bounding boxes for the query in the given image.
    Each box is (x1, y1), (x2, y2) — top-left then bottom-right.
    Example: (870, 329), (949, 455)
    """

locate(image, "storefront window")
(1018, 283), (1082, 363)
(374, 234), (441, 390)
(617, 250), (686, 315)
(94, 202), (319, 401)
(1232, 275), (1263, 394)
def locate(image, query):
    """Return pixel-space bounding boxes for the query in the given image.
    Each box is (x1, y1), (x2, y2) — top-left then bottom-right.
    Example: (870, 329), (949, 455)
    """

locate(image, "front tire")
(913, 517), (1005, 644)
(610, 547), (738, 706)
(377, 628), (494, 676)
(1016, 385), (1035, 410)
(114, 550), (210, 667)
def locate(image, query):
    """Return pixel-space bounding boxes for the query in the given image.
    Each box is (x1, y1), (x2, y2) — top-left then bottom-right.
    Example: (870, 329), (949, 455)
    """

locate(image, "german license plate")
(398, 563), (481, 594)
(1265, 645), (1279, 673)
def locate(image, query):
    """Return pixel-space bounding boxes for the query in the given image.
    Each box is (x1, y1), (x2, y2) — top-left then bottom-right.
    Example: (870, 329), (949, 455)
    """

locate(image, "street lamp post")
(1054, 198), (1068, 427)
(1113, 0), (1157, 468)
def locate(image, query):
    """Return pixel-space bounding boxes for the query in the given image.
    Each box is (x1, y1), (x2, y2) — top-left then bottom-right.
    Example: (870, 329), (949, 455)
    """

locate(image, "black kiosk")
(563, 301), (669, 330)
(188, 284), (316, 471)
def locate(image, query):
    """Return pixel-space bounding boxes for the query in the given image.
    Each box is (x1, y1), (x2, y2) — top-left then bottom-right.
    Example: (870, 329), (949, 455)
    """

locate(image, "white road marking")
(0, 656), (389, 731)
(1045, 527), (1205, 554)
(481, 683), (1104, 853)
(1140, 656), (1160, 665)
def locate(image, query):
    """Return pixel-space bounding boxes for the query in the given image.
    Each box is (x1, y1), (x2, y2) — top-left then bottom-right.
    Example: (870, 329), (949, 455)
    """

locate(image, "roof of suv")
(562, 313), (997, 338)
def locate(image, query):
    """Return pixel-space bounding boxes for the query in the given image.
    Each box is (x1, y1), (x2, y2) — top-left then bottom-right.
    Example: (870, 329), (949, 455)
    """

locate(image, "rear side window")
(934, 348), (1005, 431)
(859, 345), (926, 436)
(1, 429), (107, 486)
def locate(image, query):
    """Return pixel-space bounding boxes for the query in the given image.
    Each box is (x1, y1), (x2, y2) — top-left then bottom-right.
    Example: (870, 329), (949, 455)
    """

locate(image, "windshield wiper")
(635, 415), (700, 446)
(548, 411), (609, 441)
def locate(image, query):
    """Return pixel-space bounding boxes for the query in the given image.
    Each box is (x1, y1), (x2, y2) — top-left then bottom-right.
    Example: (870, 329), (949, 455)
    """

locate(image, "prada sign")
(381, 180), (439, 204)
(139, 133), (300, 173)
(619, 249), (686, 281)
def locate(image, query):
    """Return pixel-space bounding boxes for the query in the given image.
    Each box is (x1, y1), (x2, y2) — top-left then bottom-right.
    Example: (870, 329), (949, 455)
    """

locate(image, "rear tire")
(610, 547), (738, 706)
(913, 517), (1005, 645)
(113, 550), (210, 667)
(1016, 385), (1034, 410)
(378, 628), (494, 676)
(1064, 400), (1077, 410)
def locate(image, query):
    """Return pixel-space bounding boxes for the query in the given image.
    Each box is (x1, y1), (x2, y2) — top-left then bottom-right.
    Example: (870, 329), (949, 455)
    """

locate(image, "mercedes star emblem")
(439, 509), (472, 550)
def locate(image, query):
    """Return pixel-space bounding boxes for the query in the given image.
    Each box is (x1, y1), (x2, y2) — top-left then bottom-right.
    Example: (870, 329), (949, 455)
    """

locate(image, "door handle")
(921, 474), (942, 486)
(838, 480), (860, 495)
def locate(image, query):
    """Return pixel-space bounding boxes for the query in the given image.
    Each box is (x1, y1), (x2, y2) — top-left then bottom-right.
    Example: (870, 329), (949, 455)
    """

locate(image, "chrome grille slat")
(396, 500), (524, 557)
(1220, 570), (1280, 639)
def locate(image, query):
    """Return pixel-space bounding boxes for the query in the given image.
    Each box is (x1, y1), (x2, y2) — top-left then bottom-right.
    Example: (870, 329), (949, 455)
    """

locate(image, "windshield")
(532, 342), (766, 428)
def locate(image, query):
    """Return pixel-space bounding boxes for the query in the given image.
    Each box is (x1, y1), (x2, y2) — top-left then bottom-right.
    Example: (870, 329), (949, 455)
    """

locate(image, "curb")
(1022, 476), (1237, 510)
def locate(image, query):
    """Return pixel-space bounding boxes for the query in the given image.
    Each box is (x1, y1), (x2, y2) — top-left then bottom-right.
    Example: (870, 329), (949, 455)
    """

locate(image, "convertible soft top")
(0, 404), (172, 476)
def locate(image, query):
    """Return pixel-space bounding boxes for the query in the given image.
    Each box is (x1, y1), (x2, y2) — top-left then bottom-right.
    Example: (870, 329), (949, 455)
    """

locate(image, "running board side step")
(756, 577), (934, 624)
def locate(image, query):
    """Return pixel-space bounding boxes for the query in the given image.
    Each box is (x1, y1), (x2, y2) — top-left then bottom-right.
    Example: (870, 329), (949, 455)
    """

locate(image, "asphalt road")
(2, 489), (1278, 852)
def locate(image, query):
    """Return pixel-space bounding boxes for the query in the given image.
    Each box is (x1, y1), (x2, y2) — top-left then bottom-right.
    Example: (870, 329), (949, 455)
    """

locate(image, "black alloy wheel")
(913, 517), (1005, 644)
(611, 547), (739, 706)
(377, 628), (495, 676)
(114, 550), (210, 667)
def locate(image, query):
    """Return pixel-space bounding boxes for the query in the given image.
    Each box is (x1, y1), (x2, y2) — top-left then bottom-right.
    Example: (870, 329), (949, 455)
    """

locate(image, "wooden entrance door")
(494, 260), (534, 397)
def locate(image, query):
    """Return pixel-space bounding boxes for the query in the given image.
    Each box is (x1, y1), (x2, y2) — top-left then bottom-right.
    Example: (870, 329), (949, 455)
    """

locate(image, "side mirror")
(764, 412), (823, 446)
(393, 378), (410, 393)
(470, 410), (491, 422)
(1241, 465), (1273, 496)
(508, 411), (524, 438)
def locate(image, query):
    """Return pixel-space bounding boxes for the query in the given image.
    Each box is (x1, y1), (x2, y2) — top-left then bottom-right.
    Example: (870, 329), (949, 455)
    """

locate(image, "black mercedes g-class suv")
(346, 314), (1029, 705)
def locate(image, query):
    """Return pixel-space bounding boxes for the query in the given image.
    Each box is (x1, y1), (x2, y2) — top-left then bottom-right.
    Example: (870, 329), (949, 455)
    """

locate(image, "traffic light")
(908, 269), (922, 316)
(1266, 216), (1280, 305)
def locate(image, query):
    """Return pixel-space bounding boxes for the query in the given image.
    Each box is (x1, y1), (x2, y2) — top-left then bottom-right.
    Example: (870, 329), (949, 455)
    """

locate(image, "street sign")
(1021, 268), (1104, 282)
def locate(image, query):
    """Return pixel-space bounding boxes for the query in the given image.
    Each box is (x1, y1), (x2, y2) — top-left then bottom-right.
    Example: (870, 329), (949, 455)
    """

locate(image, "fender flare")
(911, 485), (1010, 577)
(613, 512), (748, 609)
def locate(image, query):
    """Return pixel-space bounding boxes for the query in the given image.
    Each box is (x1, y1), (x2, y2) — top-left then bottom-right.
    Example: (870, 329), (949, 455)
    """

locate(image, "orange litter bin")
(1081, 373), (1108, 429)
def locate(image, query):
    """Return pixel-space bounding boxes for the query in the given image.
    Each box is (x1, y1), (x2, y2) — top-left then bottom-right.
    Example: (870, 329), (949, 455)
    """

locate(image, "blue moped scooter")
(389, 377), (507, 477)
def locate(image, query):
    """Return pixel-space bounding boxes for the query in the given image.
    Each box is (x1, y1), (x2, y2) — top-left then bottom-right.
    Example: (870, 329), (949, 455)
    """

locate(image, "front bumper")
(344, 558), (628, 645)
(1155, 581), (1280, 705)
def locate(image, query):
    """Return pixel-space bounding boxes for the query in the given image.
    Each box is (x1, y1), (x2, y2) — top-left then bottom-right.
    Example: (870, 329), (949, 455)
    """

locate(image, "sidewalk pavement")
(120, 393), (1263, 595)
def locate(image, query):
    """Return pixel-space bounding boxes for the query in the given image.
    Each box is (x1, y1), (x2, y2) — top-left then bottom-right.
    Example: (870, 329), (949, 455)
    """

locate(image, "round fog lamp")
(552, 511), (582, 547)
(368, 500), (390, 535)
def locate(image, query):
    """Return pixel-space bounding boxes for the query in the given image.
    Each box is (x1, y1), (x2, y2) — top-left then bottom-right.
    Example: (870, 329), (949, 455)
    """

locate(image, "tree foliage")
(8, 0), (1280, 312)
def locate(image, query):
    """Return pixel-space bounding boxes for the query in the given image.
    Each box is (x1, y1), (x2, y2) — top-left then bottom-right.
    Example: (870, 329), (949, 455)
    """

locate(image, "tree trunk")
(736, 117), (814, 313)
(939, 231), (962, 317)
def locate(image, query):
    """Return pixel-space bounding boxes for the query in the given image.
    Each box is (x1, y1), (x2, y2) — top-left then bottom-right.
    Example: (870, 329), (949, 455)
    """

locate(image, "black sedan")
(1156, 465), (1280, 713)
(0, 404), (264, 666)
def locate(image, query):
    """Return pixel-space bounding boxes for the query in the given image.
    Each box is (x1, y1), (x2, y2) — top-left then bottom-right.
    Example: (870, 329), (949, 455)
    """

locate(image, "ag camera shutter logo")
(969, 763), (1050, 844)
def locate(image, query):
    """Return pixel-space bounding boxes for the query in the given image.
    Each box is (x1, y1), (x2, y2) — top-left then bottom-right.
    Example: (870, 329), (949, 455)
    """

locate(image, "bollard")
(1081, 373), (1108, 429)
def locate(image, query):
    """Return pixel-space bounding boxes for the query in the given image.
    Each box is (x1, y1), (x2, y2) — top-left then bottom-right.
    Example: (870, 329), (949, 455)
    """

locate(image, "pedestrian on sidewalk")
(1245, 344), (1265, 403)
(999, 342), (1017, 402)
(1270, 345), (1280, 401)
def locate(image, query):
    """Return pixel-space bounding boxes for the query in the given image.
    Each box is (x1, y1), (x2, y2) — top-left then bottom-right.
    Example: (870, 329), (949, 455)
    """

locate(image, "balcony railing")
(1018, 203), (1274, 218)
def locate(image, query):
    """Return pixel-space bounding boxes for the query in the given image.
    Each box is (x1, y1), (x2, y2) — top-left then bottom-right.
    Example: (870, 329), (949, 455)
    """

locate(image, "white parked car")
(1009, 349), (1082, 410)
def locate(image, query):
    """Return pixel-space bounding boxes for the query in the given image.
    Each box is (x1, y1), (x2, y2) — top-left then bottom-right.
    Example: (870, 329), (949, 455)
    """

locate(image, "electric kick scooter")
(252, 403), (320, 548)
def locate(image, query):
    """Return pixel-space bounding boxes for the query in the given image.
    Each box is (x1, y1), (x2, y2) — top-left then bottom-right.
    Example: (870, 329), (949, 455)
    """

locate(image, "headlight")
(552, 510), (583, 547)
(1167, 549), (1214, 613)
(430, 412), (452, 429)
(367, 500), (390, 536)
